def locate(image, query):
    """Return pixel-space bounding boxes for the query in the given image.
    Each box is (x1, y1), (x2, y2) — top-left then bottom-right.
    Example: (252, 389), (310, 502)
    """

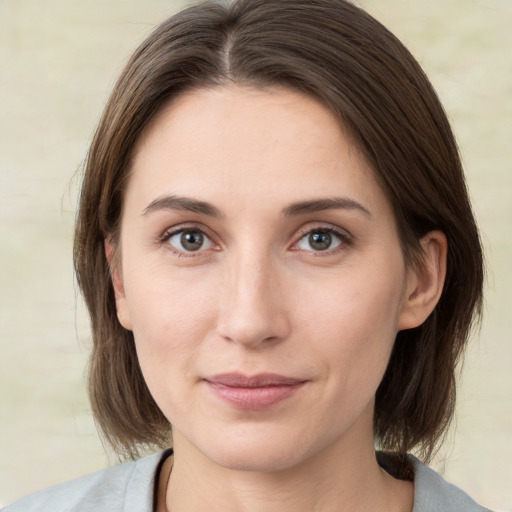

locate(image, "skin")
(109, 86), (447, 512)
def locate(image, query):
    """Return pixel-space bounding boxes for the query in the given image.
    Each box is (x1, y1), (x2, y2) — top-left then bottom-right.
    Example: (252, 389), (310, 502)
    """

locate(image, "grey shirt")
(2, 451), (492, 512)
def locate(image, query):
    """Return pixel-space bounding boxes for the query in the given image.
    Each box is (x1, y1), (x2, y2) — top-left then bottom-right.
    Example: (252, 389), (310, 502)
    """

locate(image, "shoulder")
(410, 456), (493, 512)
(1, 450), (168, 512)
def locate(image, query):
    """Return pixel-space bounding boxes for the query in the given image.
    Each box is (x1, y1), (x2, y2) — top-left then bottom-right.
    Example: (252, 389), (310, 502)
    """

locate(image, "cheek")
(121, 261), (219, 393)
(124, 251), (216, 332)
(297, 264), (404, 384)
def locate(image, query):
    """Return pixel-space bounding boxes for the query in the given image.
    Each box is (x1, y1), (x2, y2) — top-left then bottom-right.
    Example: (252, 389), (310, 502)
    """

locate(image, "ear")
(105, 238), (133, 331)
(398, 230), (447, 330)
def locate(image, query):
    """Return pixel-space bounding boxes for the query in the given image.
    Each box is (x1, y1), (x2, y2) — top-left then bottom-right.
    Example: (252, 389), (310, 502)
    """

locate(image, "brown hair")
(74, 0), (484, 461)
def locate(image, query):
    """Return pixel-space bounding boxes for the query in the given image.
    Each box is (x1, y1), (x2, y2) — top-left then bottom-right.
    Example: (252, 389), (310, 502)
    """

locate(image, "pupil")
(309, 232), (331, 251)
(181, 231), (203, 251)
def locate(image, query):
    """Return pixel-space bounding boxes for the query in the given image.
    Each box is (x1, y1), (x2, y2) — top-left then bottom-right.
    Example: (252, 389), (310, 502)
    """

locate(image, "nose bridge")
(217, 245), (289, 347)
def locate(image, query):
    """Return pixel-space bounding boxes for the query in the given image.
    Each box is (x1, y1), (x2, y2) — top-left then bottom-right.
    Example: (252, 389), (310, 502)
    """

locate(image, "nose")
(216, 253), (291, 348)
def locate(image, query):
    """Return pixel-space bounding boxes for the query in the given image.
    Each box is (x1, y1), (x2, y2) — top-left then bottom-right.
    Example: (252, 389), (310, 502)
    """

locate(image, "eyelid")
(156, 221), (352, 257)
(158, 223), (220, 255)
(290, 223), (353, 255)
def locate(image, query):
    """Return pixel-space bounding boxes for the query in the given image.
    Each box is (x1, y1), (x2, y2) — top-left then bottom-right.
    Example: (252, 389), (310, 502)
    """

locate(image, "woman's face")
(113, 86), (419, 472)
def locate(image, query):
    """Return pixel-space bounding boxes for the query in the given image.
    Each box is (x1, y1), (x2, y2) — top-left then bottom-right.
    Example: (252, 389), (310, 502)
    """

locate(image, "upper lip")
(205, 373), (306, 387)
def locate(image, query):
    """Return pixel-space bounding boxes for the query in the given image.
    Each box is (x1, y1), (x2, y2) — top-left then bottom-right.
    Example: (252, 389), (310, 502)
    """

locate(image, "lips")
(204, 373), (307, 410)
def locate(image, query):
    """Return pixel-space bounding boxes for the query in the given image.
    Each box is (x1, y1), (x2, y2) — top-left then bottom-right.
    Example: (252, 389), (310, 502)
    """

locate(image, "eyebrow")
(142, 194), (370, 219)
(142, 195), (223, 217)
(282, 197), (371, 217)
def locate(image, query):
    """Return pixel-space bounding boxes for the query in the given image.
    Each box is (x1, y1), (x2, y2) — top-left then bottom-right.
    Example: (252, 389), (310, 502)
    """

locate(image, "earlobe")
(104, 238), (133, 331)
(398, 230), (448, 330)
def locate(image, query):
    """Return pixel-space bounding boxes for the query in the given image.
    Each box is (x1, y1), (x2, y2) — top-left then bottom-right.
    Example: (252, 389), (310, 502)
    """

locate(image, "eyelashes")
(158, 225), (218, 257)
(166, 229), (214, 253)
(293, 227), (351, 255)
(158, 223), (352, 257)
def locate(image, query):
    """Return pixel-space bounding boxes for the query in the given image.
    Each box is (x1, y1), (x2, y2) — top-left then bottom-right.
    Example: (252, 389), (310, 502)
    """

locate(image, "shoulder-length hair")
(74, 0), (484, 461)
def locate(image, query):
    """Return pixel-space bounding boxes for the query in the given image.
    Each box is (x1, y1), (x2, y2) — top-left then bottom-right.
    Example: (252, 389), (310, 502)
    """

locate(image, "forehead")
(127, 85), (391, 219)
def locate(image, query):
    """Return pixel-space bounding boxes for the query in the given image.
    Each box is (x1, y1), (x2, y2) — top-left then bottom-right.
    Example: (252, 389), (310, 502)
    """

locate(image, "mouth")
(203, 373), (307, 410)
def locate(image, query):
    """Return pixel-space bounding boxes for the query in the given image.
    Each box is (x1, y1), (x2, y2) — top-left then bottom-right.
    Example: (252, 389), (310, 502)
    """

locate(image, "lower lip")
(206, 382), (305, 410)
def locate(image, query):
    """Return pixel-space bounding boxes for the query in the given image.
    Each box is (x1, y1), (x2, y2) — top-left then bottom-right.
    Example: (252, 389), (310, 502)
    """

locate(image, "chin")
(195, 424), (322, 474)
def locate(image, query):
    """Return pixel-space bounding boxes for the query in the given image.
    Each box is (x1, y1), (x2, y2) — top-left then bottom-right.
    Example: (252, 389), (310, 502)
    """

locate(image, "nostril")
(216, 309), (290, 348)
(216, 261), (291, 346)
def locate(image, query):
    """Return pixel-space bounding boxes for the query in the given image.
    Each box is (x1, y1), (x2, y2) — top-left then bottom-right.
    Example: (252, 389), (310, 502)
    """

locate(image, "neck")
(163, 409), (413, 512)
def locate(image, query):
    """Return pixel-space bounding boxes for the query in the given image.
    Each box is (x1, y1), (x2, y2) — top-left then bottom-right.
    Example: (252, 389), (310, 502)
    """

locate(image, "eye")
(167, 229), (213, 253)
(296, 228), (346, 253)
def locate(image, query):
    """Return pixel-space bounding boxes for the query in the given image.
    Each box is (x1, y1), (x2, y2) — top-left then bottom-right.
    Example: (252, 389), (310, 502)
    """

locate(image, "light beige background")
(1, 0), (511, 509)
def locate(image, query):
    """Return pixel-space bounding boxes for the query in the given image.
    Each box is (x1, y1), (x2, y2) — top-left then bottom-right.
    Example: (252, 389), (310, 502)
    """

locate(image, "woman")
(4, 0), (489, 511)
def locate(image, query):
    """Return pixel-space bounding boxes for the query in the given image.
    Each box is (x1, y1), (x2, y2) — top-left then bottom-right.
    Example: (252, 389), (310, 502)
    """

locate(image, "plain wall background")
(1, 1), (511, 509)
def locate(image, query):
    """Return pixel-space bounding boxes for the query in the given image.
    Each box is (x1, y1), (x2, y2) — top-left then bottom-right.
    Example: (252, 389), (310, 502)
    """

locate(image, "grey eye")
(297, 230), (342, 252)
(169, 229), (213, 252)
